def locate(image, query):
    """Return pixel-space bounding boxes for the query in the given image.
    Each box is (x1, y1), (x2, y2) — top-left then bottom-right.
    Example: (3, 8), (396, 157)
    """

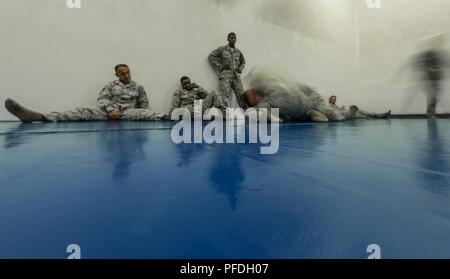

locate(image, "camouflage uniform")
(169, 86), (225, 117)
(44, 80), (165, 121)
(208, 45), (246, 108)
(351, 109), (391, 119)
(330, 103), (344, 111)
(337, 105), (390, 120)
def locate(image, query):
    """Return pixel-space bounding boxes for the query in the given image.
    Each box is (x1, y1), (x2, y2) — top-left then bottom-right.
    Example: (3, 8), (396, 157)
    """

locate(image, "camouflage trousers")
(354, 110), (389, 119)
(219, 76), (247, 109)
(44, 107), (166, 122)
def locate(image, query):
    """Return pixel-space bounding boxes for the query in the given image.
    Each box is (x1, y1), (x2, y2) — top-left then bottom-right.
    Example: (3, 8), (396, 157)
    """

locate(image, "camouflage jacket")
(97, 80), (149, 113)
(208, 45), (246, 79)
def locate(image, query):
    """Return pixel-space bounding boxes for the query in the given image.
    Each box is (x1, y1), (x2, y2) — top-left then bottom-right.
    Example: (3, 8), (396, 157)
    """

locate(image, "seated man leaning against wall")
(169, 75), (225, 118)
(5, 64), (167, 122)
(329, 95), (391, 119)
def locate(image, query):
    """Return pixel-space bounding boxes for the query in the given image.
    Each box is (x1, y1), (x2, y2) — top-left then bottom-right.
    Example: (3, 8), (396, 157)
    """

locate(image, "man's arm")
(237, 50), (246, 74)
(137, 85), (149, 109)
(97, 82), (116, 113)
(208, 47), (223, 77)
(169, 88), (182, 115)
(194, 84), (208, 99)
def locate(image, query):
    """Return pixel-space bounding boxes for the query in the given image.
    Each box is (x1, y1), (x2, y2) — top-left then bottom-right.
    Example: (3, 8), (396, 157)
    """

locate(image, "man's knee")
(45, 107), (106, 121)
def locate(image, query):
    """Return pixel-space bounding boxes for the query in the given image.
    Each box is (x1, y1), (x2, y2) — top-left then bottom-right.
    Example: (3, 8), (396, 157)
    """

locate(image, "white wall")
(359, 0), (450, 114)
(0, 0), (359, 120)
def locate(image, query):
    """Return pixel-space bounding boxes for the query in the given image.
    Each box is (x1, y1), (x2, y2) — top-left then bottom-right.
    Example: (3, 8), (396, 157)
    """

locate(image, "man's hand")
(221, 66), (232, 72)
(108, 110), (121, 120)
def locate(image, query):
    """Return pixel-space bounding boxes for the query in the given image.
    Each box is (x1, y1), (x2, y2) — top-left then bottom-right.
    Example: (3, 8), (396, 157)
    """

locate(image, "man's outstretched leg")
(120, 108), (167, 121)
(355, 106), (392, 119)
(5, 98), (108, 122)
(362, 110), (392, 119)
(5, 99), (47, 122)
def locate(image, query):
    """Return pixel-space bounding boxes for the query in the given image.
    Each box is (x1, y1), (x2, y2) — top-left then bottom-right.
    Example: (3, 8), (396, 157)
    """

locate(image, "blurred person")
(391, 33), (449, 117)
(243, 67), (344, 123)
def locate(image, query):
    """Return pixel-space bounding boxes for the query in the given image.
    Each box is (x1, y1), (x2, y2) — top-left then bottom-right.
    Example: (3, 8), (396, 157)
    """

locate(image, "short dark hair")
(180, 76), (190, 83)
(115, 64), (129, 72)
(329, 95), (336, 102)
(228, 32), (236, 38)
